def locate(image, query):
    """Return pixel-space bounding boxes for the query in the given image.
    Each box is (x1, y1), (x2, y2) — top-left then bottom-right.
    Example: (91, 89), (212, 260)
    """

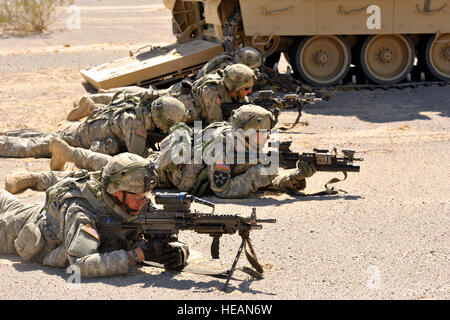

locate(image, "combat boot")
(66, 96), (96, 121)
(50, 138), (74, 170)
(5, 171), (40, 194)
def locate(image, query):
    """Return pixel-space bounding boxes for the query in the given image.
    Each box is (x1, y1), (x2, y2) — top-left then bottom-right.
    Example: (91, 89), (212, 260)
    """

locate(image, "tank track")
(327, 79), (450, 91)
(308, 68), (450, 91)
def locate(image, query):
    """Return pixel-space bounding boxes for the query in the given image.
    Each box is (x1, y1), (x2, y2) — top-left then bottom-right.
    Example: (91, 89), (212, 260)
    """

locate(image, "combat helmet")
(234, 47), (263, 70)
(151, 96), (187, 133)
(102, 153), (157, 195)
(222, 64), (255, 92)
(231, 105), (274, 131)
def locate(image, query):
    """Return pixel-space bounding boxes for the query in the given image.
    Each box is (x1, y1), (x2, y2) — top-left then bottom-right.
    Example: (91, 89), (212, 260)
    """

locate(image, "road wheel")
(293, 35), (351, 87)
(424, 33), (450, 81)
(360, 34), (415, 85)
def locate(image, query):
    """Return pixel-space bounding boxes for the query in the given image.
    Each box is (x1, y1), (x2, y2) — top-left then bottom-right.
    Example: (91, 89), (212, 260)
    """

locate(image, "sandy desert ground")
(0, 0), (449, 300)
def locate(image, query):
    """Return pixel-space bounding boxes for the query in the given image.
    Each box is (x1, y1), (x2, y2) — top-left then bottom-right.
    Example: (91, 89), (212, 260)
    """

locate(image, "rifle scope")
(154, 192), (216, 210)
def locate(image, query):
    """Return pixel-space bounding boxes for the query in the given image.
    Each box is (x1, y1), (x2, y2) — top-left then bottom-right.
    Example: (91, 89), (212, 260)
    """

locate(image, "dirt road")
(0, 0), (449, 300)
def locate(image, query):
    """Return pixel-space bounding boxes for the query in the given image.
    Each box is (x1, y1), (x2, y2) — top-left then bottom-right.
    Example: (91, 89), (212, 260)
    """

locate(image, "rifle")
(221, 89), (322, 129)
(256, 66), (332, 100)
(274, 141), (363, 171)
(257, 66), (304, 93)
(97, 192), (276, 292)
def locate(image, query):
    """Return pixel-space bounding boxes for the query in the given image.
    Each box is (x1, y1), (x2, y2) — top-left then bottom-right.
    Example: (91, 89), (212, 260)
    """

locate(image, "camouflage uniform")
(69, 85), (204, 124)
(195, 47), (263, 80)
(191, 64), (255, 124)
(0, 153), (187, 277)
(195, 53), (234, 80)
(67, 86), (160, 121)
(0, 95), (186, 159)
(0, 154), (149, 276)
(158, 80), (201, 124)
(156, 116), (310, 198)
(8, 107), (315, 199)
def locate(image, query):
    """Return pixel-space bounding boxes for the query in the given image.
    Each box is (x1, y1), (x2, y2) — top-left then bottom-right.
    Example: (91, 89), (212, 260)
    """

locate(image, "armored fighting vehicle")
(81, 0), (450, 89)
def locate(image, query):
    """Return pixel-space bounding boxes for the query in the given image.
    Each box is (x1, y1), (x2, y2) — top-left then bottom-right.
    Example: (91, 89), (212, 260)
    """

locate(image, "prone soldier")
(6, 106), (317, 198)
(0, 153), (189, 277)
(191, 63), (256, 124)
(0, 95), (187, 159)
(66, 85), (159, 121)
(66, 47), (262, 123)
(67, 62), (258, 126)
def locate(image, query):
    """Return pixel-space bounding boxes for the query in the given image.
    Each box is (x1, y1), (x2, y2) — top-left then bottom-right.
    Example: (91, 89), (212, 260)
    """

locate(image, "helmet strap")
(112, 190), (140, 215)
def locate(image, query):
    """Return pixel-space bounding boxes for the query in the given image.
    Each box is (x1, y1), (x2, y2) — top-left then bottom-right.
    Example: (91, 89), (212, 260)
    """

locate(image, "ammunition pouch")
(14, 222), (45, 261)
(90, 137), (121, 155)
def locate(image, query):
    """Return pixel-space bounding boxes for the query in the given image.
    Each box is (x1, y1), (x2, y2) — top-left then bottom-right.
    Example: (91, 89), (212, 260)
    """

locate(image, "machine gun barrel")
(256, 218), (277, 224)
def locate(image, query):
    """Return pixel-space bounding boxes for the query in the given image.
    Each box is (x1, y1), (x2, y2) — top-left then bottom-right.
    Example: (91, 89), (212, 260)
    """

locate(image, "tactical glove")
(141, 240), (188, 270)
(294, 161), (317, 181)
(162, 241), (189, 270)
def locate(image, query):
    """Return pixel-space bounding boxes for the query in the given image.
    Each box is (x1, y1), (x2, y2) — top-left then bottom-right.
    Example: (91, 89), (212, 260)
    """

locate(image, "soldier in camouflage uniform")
(157, 105), (317, 198)
(0, 153), (188, 277)
(6, 106), (316, 198)
(0, 95), (187, 159)
(191, 63), (255, 124)
(66, 49), (262, 124)
(195, 47), (263, 80)
(155, 62), (258, 126)
(67, 84), (203, 125)
(66, 85), (160, 121)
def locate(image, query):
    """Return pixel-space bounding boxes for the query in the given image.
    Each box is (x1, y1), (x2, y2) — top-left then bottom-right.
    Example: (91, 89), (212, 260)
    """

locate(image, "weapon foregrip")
(211, 236), (220, 259)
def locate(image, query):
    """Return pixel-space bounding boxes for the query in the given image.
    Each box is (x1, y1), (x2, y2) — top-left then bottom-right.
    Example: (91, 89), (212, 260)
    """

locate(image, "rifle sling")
(278, 107), (303, 131)
(243, 237), (264, 277)
(141, 261), (262, 279)
(140, 237), (264, 280)
(287, 172), (348, 197)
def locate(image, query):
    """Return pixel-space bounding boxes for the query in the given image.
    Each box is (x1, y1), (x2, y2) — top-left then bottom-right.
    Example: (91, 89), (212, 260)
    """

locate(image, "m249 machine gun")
(97, 192), (276, 292)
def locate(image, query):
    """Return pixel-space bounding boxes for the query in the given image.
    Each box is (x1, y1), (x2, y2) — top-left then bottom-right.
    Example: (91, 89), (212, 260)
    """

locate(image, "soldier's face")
(238, 87), (252, 98)
(112, 190), (147, 215)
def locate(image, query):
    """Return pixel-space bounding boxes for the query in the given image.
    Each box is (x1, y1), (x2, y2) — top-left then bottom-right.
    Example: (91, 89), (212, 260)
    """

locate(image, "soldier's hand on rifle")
(294, 161), (317, 180)
(163, 241), (189, 270)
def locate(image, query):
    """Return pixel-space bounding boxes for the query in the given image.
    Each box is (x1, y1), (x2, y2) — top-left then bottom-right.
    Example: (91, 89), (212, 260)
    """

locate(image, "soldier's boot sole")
(50, 138), (73, 171)
(66, 97), (96, 121)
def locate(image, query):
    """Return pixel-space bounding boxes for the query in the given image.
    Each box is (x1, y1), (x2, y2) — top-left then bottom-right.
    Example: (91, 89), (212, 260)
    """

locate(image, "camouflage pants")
(0, 130), (56, 158)
(32, 171), (89, 192)
(63, 146), (112, 172)
(0, 189), (42, 255)
(0, 122), (105, 158)
(0, 122), (84, 158)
